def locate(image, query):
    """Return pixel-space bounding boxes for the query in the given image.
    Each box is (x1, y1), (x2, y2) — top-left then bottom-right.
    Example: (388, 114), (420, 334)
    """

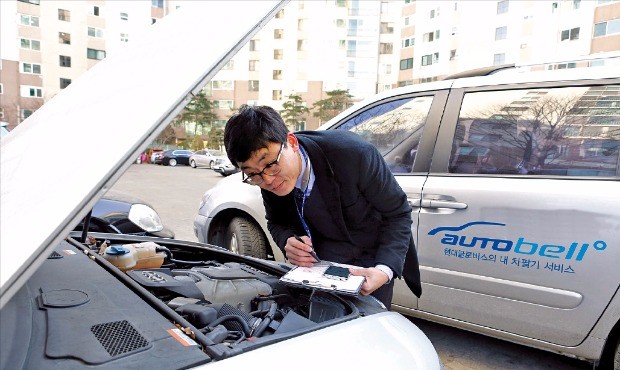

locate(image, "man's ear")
(287, 132), (299, 151)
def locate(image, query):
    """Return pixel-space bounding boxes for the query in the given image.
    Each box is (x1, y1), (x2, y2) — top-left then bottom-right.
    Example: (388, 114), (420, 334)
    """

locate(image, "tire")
(209, 160), (214, 169)
(169, 158), (177, 167)
(226, 217), (267, 259)
(190, 160), (196, 168)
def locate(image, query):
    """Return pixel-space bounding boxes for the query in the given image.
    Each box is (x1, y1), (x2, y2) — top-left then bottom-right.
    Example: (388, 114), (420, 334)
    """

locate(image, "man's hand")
(284, 235), (317, 267)
(349, 267), (389, 296)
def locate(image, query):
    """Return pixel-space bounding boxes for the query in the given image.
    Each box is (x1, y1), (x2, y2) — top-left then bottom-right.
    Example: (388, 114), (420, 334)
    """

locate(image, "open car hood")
(0, 1), (287, 307)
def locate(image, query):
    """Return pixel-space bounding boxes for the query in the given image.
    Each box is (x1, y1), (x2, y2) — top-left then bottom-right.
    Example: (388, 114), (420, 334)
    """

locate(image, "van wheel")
(169, 158), (177, 167)
(226, 217), (267, 259)
(190, 160), (196, 168)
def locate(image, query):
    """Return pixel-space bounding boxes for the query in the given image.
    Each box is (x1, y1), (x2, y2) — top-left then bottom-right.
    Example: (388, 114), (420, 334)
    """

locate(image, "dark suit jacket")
(262, 130), (421, 297)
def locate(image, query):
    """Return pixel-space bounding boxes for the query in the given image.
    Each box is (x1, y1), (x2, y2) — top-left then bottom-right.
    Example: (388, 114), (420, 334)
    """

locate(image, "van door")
(417, 81), (620, 346)
(332, 88), (450, 309)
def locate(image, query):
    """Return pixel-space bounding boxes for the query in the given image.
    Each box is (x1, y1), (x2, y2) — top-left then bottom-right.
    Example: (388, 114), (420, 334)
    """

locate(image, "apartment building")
(2, 0), (618, 134)
(398, 0), (620, 85)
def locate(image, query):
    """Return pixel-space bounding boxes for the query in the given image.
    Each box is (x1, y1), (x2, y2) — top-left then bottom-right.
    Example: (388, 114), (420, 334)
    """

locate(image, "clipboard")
(279, 262), (365, 295)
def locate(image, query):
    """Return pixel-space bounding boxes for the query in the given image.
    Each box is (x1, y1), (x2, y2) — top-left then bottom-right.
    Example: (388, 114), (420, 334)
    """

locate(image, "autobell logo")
(428, 221), (607, 262)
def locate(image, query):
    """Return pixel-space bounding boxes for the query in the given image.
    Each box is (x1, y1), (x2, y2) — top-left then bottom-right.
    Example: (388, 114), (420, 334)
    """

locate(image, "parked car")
(73, 190), (175, 239)
(159, 149), (194, 166)
(194, 64), (620, 368)
(212, 157), (241, 177)
(189, 149), (227, 169)
(0, 2), (441, 370)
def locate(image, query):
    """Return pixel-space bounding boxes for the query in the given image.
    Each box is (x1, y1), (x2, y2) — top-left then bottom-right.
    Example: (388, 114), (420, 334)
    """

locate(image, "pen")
(293, 234), (321, 262)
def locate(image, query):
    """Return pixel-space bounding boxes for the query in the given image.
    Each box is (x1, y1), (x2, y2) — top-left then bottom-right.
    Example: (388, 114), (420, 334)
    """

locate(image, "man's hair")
(224, 105), (289, 166)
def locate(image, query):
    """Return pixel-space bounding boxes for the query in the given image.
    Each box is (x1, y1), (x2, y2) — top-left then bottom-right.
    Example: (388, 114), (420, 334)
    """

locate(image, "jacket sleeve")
(261, 190), (302, 253)
(352, 143), (413, 278)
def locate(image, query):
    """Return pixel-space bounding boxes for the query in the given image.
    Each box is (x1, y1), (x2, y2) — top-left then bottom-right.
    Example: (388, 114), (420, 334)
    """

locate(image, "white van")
(195, 64), (620, 368)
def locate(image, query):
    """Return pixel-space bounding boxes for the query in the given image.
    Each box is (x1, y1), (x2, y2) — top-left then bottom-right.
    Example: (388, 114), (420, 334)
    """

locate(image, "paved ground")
(112, 163), (594, 370)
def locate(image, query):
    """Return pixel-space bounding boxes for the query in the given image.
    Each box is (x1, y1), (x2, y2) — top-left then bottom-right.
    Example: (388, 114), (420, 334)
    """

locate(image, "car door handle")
(423, 199), (468, 209)
(408, 198), (422, 207)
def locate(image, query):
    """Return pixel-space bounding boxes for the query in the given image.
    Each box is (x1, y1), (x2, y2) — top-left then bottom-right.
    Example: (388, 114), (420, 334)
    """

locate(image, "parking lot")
(112, 163), (592, 370)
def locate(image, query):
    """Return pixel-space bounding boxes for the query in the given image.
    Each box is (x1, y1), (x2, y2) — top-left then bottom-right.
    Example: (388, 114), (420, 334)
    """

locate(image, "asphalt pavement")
(112, 163), (593, 370)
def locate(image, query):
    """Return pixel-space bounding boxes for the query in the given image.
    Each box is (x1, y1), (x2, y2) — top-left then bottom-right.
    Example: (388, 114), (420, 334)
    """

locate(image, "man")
(224, 105), (421, 308)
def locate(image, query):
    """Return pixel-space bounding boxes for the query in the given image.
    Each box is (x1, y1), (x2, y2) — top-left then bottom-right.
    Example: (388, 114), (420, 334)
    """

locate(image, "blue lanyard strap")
(295, 146), (312, 239)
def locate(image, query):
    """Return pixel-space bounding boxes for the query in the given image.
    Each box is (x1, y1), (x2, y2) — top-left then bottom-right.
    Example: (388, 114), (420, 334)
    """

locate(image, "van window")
(449, 85), (620, 177)
(337, 96), (434, 173)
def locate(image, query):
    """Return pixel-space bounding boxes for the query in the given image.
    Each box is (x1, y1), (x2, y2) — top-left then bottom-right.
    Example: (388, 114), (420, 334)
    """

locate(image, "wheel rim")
(229, 232), (239, 254)
(169, 159), (176, 166)
(190, 160), (196, 168)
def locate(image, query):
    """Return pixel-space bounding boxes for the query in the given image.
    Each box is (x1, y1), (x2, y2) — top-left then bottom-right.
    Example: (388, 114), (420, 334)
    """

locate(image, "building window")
(274, 29), (284, 39)
(21, 109), (35, 120)
(88, 27), (104, 38)
(273, 70), (283, 80)
(421, 54), (433, 66)
(400, 58), (414, 70)
(58, 9), (70, 21)
(450, 49), (458, 60)
(0, 108), (4, 119)
(212, 80), (233, 90)
(297, 39), (305, 51)
(87, 48), (106, 60)
(274, 49), (283, 59)
(19, 14), (39, 27)
(20, 85), (43, 98)
(495, 26), (507, 40)
(560, 27), (580, 41)
(551, 2), (559, 13)
(20, 62), (41, 74)
(151, 0), (163, 8)
(20, 38), (40, 51)
(430, 8), (439, 18)
(336, 19), (345, 27)
(497, 0), (509, 14)
(249, 39), (258, 51)
(90, 6), (100, 16)
(573, 0), (581, 9)
(120, 12), (129, 20)
(402, 37), (414, 48)
(59, 32), (71, 44)
(272, 90), (282, 100)
(493, 53), (506, 65)
(60, 78), (71, 89)
(222, 60), (234, 70)
(213, 100), (234, 110)
(298, 19), (305, 31)
(379, 43), (393, 54)
(348, 61), (355, 77)
(594, 19), (620, 37)
(276, 9), (284, 18)
(423, 30), (440, 42)
(404, 16), (410, 26)
(249, 80), (259, 92)
(249, 60), (258, 71)
(59, 55), (71, 67)
(380, 22), (394, 34)
(120, 33), (129, 42)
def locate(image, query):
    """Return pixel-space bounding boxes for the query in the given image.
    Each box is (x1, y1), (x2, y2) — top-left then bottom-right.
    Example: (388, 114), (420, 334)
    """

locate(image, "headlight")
(128, 204), (164, 232)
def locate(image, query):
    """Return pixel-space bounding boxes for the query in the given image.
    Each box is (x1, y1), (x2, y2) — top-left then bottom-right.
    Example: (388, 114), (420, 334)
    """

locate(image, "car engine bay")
(1, 234), (383, 369)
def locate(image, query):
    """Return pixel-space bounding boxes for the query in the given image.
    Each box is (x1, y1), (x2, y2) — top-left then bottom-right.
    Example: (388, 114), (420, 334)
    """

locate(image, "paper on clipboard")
(279, 262), (365, 295)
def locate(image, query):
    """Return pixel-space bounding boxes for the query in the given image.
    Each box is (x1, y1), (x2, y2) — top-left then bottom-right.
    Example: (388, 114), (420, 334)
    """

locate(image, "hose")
(205, 315), (252, 337)
(252, 302), (277, 337)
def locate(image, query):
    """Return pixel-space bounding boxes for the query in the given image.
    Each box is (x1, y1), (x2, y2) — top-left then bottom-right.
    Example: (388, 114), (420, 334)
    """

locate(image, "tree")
(179, 90), (219, 136)
(311, 89), (353, 124)
(280, 93), (310, 131)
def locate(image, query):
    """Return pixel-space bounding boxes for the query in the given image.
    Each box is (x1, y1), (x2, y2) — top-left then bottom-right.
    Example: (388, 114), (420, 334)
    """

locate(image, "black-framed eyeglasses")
(242, 142), (284, 185)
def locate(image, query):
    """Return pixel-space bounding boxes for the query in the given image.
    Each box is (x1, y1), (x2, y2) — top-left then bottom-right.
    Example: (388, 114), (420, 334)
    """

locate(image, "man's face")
(237, 133), (301, 196)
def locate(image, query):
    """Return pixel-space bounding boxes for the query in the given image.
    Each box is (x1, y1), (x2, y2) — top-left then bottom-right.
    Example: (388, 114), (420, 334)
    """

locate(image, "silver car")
(190, 149), (227, 169)
(194, 64), (620, 368)
(0, 2), (441, 369)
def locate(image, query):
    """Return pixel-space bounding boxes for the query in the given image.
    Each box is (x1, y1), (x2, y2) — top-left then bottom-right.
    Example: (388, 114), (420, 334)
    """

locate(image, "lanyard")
(295, 146), (312, 240)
